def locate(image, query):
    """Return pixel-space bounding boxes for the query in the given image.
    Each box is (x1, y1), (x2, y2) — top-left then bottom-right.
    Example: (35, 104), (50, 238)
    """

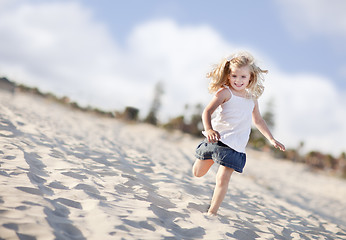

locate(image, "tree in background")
(145, 81), (164, 125)
(163, 103), (203, 137)
(123, 107), (139, 121)
(187, 103), (204, 136)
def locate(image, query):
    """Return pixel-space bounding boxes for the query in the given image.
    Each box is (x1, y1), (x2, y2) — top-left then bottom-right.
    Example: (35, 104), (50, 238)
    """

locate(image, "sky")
(0, 0), (345, 156)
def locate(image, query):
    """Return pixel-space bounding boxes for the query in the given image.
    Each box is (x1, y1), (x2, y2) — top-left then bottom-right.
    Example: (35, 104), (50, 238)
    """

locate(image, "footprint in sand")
(16, 186), (42, 196)
(61, 171), (87, 180)
(74, 183), (107, 200)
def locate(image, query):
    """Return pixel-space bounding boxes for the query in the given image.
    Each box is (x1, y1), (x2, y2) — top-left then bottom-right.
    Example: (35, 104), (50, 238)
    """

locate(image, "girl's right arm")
(202, 88), (230, 143)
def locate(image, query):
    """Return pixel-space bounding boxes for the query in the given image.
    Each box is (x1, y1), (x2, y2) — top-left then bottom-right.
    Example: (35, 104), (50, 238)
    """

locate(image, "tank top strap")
(222, 85), (233, 96)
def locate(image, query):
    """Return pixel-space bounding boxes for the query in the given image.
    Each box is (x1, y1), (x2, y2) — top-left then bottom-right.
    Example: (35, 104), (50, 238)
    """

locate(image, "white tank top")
(210, 87), (255, 153)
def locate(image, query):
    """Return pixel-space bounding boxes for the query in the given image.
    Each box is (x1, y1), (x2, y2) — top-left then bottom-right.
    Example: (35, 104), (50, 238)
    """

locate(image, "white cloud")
(123, 19), (235, 118)
(0, 1), (120, 103)
(0, 1), (232, 115)
(0, 1), (345, 155)
(275, 0), (346, 40)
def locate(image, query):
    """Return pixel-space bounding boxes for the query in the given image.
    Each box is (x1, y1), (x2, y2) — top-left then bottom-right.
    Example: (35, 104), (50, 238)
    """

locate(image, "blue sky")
(0, 0), (345, 156)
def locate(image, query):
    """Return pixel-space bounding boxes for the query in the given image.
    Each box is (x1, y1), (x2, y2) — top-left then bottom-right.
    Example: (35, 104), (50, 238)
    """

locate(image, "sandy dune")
(0, 90), (346, 239)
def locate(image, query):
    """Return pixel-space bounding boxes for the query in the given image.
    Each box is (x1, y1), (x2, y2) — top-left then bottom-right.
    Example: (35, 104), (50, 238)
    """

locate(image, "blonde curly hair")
(207, 51), (267, 99)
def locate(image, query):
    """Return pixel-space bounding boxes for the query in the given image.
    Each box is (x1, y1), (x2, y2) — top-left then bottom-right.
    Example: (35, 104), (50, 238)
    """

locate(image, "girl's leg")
(208, 165), (234, 215)
(192, 159), (214, 177)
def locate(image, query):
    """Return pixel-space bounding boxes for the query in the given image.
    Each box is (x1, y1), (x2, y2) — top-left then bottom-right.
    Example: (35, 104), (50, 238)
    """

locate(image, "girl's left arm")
(252, 100), (285, 151)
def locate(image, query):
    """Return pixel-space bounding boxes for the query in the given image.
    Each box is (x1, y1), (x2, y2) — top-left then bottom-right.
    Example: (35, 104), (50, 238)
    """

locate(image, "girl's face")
(228, 65), (251, 95)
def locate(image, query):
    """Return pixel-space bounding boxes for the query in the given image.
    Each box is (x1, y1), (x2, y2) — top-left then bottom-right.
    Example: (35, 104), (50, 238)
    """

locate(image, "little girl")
(193, 51), (285, 216)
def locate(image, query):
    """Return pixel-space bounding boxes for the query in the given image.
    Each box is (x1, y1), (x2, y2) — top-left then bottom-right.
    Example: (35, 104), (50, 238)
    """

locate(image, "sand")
(0, 90), (346, 240)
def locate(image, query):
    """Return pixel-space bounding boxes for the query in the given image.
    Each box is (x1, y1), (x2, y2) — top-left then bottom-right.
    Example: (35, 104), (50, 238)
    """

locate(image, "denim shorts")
(195, 140), (246, 173)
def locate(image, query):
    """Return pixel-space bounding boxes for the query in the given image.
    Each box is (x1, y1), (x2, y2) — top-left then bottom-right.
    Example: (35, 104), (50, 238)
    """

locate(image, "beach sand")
(0, 90), (346, 239)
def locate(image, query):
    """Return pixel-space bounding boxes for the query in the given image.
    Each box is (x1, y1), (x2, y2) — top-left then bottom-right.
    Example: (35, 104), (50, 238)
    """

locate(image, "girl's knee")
(193, 169), (204, 178)
(192, 164), (205, 177)
(192, 159), (213, 177)
(215, 175), (229, 186)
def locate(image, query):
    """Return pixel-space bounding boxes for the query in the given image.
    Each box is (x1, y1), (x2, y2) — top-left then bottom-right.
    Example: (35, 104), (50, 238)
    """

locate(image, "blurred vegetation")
(144, 81), (164, 125)
(163, 103), (204, 137)
(1, 76), (345, 179)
